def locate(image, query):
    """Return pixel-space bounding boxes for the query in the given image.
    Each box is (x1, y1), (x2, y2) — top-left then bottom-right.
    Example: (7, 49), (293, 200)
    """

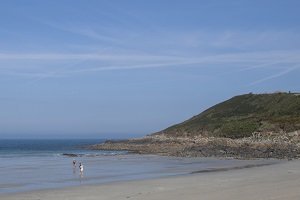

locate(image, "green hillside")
(156, 92), (300, 138)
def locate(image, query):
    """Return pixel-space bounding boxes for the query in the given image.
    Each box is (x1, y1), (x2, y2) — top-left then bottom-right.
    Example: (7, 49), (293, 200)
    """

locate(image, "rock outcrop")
(91, 92), (300, 159)
(90, 131), (300, 159)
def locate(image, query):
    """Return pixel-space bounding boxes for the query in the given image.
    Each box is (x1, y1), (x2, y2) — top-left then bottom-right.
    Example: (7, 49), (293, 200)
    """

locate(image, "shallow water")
(0, 139), (279, 194)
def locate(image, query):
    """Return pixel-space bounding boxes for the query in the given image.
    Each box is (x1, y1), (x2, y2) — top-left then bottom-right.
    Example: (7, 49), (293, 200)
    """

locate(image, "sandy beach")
(2, 159), (300, 200)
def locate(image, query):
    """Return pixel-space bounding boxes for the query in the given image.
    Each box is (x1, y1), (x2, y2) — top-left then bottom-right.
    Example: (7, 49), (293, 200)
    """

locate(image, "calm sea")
(0, 139), (278, 194)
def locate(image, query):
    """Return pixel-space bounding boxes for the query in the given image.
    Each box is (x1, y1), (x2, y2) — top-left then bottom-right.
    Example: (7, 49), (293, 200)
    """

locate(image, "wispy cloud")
(68, 28), (120, 43)
(0, 50), (299, 62)
(35, 17), (127, 47)
(0, 53), (183, 62)
(0, 50), (299, 76)
(249, 65), (300, 86)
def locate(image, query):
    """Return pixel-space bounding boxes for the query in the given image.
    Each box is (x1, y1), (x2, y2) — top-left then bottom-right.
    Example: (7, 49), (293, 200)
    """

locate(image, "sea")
(0, 139), (279, 194)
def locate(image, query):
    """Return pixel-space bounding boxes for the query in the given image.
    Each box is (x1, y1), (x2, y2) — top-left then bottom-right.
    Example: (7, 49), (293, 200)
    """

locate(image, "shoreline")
(0, 156), (279, 195)
(2, 134), (297, 197)
(2, 159), (300, 200)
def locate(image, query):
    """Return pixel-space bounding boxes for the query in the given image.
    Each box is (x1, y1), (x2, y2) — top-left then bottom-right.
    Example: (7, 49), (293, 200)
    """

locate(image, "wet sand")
(2, 159), (300, 200)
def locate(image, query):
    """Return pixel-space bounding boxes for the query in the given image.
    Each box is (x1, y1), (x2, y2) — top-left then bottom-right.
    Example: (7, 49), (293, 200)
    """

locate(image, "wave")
(60, 151), (128, 158)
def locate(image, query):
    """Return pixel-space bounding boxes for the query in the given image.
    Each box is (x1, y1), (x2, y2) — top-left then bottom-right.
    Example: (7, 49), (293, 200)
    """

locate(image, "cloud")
(0, 53), (183, 62)
(249, 65), (300, 86)
(35, 17), (129, 47)
(0, 49), (299, 62)
(0, 50), (299, 78)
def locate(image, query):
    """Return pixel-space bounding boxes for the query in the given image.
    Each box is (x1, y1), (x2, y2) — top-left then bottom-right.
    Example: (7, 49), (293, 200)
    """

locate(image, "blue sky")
(0, 0), (300, 138)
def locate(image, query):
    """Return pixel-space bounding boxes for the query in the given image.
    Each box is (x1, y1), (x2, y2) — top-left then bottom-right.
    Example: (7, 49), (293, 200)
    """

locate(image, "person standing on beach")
(72, 159), (77, 174)
(79, 162), (84, 174)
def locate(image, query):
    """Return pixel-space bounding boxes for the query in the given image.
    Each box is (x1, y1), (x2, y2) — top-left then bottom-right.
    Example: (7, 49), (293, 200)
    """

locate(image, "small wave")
(60, 151), (128, 158)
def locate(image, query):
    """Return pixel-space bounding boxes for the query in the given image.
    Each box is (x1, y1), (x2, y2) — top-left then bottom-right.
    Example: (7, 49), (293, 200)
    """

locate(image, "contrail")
(249, 65), (300, 86)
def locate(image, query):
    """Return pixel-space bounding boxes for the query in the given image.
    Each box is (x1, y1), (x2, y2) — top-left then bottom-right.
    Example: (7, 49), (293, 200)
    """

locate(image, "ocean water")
(0, 139), (279, 194)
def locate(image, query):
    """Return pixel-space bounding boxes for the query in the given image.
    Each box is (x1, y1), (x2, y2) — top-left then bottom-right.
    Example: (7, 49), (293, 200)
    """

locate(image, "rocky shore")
(89, 93), (300, 159)
(90, 131), (300, 159)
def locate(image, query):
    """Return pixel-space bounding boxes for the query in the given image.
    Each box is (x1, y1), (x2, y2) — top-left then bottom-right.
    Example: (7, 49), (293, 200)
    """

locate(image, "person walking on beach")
(79, 162), (84, 174)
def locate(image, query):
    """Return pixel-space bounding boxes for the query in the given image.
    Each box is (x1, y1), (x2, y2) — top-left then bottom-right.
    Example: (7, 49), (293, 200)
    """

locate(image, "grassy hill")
(155, 92), (300, 139)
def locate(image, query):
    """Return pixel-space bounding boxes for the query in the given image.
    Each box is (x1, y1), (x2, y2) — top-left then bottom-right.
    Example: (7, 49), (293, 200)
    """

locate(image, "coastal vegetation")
(156, 92), (300, 138)
(92, 92), (300, 159)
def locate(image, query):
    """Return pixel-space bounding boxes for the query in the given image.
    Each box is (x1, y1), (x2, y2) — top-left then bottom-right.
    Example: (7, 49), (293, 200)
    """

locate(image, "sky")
(0, 0), (300, 139)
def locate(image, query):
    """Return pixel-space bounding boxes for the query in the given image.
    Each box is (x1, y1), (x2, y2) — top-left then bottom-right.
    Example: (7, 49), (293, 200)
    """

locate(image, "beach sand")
(2, 159), (300, 200)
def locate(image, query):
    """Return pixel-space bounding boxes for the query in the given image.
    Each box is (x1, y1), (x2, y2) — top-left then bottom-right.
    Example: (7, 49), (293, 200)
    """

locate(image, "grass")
(157, 92), (300, 138)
